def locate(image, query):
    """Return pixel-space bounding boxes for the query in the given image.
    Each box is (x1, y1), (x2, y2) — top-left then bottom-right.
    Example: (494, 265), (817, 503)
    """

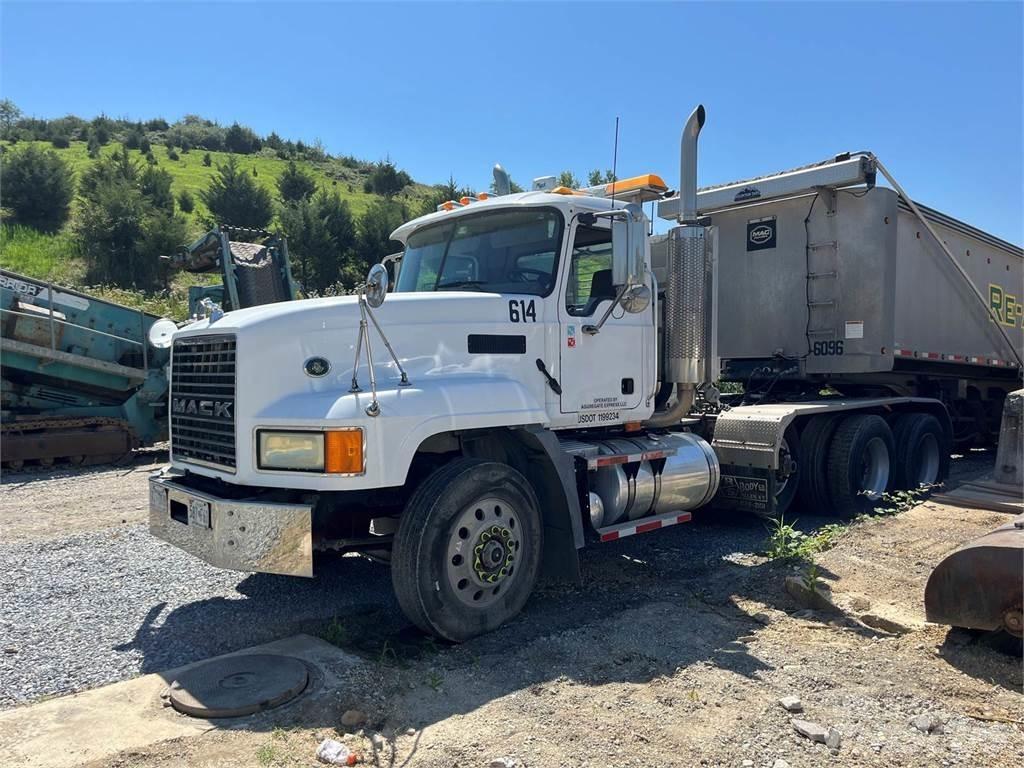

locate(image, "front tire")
(391, 458), (542, 642)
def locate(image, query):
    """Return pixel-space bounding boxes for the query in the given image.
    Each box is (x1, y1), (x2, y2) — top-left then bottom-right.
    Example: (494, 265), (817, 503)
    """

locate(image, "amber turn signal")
(325, 429), (363, 474)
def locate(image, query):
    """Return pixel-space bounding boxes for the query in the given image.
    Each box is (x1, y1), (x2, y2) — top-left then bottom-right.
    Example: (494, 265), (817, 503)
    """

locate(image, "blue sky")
(2, 1), (1021, 243)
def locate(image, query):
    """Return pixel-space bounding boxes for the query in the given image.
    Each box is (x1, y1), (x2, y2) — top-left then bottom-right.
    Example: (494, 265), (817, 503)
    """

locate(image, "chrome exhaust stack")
(677, 104), (705, 225)
(646, 105), (713, 428)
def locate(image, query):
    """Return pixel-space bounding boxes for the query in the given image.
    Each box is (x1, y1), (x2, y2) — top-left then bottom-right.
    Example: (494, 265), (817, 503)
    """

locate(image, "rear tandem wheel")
(825, 414), (895, 518)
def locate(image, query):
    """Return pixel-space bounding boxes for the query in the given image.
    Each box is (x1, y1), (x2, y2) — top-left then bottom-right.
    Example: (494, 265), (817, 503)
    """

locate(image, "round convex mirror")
(365, 263), (389, 308)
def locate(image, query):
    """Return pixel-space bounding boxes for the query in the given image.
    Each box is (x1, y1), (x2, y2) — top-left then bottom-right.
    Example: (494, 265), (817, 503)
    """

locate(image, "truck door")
(556, 220), (648, 425)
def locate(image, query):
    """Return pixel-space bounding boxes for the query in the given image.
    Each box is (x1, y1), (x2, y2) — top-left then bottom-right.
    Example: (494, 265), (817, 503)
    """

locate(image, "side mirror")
(610, 204), (646, 287)
(365, 263), (389, 308)
(611, 218), (630, 287)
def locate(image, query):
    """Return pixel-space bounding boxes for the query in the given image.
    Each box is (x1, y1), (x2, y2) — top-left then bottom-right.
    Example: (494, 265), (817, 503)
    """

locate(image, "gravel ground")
(2, 450), (1021, 767)
(0, 525), (396, 707)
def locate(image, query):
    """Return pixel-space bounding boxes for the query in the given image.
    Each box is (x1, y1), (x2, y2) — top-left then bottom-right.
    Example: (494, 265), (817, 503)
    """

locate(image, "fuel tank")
(588, 433), (720, 529)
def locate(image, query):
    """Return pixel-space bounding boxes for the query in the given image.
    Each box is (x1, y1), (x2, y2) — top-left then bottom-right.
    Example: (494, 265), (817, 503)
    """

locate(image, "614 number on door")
(508, 299), (537, 323)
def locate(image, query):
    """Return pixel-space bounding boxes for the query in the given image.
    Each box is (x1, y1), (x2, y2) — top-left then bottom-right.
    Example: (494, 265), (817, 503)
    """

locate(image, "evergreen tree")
(140, 165), (175, 212)
(76, 148), (186, 287)
(556, 170), (581, 189)
(587, 169), (616, 186)
(200, 155), (273, 228)
(0, 144), (74, 231)
(278, 188), (357, 291)
(356, 199), (406, 273)
(368, 159), (411, 197)
(177, 188), (195, 214)
(277, 160), (316, 202)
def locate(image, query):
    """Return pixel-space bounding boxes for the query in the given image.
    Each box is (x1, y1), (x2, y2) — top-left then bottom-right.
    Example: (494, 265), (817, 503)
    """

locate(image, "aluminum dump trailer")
(655, 154), (1023, 445)
(0, 269), (170, 467)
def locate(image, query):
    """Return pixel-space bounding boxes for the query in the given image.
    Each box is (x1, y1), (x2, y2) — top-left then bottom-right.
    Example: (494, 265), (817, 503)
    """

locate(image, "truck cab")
(388, 190), (658, 429)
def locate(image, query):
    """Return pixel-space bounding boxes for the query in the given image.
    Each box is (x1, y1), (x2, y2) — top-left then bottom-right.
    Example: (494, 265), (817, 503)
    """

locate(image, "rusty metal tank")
(924, 515), (1024, 637)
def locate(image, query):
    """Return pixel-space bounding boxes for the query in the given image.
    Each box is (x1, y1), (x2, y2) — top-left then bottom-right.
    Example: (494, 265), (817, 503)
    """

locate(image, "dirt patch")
(75, 501), (1022, 767)
(0, 449), (165, 542)
(5, 451), (1021, 767)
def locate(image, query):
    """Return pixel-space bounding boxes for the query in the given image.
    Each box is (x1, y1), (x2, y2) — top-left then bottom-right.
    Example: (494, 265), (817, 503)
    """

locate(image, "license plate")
(188, 498), (211, 528)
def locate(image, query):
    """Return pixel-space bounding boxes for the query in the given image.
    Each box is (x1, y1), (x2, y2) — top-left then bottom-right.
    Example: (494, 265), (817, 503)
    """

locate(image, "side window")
(565, 224), (615, 316)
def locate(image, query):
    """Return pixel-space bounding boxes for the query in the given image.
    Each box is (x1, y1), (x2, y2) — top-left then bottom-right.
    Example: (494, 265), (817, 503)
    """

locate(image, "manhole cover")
(169, 654), (309, 718)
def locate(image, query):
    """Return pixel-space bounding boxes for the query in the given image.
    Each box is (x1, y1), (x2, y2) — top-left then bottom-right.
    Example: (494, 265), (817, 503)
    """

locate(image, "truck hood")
(178, 291), (513, 335)
(170, 290), (554, 490)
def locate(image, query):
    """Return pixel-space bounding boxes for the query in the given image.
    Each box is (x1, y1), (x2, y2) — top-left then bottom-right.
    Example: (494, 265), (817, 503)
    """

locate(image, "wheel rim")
(860, 437), (890, 501)
(446, 497), (521, 608)
(775, 437), (796, 499)
(914, 433), (940, 487)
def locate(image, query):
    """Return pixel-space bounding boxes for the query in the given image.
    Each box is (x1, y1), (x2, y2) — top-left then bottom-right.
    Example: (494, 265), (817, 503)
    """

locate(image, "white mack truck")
(150, 106), (1023, 640)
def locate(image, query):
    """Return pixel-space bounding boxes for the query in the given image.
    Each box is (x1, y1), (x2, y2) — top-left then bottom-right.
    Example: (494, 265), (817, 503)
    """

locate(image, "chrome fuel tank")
(588, 433), (720, 529)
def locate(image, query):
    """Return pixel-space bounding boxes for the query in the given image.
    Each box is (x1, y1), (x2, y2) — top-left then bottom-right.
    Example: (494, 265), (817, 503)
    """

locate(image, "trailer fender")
(712, 396), (952, 471)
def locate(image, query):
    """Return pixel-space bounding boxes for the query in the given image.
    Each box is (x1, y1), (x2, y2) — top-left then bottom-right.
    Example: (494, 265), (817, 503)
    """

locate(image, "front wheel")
(391, 458), (542, 642)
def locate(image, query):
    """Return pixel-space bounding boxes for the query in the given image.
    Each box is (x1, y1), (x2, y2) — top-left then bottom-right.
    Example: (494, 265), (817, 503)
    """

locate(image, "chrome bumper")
(148, 472), (313, 578)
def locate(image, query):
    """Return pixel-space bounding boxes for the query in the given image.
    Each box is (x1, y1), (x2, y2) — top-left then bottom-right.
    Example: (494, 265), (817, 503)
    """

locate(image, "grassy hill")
(0, 140), (435, 319)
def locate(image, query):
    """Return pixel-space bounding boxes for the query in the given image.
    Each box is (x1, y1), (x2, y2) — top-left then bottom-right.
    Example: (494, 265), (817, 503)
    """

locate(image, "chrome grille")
(170, 335), (236, 470)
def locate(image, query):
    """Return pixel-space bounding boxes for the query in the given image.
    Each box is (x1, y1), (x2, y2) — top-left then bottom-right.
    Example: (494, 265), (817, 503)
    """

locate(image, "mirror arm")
(582, 282), (631, 336)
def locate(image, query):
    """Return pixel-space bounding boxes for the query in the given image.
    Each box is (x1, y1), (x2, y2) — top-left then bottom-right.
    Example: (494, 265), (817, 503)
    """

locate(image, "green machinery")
(0, 226), (299, 468)
(171, 225), (300, 317)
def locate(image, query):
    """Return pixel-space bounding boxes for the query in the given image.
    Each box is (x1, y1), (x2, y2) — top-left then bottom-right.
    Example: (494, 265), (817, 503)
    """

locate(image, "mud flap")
(714, 465), (777, 517)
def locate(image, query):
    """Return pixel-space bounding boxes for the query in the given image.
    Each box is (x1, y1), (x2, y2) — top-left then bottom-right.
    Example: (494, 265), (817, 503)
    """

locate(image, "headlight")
(257, 429), (364, 474)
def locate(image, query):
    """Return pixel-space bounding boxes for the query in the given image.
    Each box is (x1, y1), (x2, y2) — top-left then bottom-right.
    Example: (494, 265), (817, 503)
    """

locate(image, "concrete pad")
(0, 634), (360, 768)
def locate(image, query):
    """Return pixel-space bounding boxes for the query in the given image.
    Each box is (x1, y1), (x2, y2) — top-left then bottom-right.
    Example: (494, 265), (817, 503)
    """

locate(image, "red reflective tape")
(676, 512), (693, 524)
(989, 359), (1004, 367)
(636, 520), (663, 534)
(646, 451), (667, 460)
(894, 349), (913, 357)
(944, 354), (964, 361)
(920, 352), (940, 359)
(600, 531), (621, 542)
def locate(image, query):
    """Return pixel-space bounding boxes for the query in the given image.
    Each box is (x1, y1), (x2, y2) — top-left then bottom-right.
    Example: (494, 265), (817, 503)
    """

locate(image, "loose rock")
(341, 709), (367, 728)
(860, 612), (910, 635)
(826, 727), (842, 750)
(772, 760), (792, 768)
(488, 759), (518, 768)
(792, 719), (829, 743)
(778, 695), (803, 713)
(909, 713), (944, 734)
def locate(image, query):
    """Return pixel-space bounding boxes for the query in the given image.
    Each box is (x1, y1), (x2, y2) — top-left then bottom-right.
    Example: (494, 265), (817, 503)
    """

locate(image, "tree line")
(0, 142), (418, 293)
(0, 99), (616, 295)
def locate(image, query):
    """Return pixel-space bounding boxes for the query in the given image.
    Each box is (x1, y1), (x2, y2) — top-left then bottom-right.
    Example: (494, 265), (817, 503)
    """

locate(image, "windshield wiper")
(435, 280), (487, 291)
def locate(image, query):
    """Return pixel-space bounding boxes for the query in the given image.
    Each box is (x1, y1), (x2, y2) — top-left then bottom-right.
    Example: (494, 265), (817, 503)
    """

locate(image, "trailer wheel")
(795, 415), (840, 514)
(391, 458), (542, 642)
(892, 413), (948, 490)
(826, 415), (894, 517)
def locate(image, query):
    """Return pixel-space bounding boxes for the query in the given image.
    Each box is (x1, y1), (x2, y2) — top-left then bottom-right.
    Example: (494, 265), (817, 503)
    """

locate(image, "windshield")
(395, 208), (563, 296)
